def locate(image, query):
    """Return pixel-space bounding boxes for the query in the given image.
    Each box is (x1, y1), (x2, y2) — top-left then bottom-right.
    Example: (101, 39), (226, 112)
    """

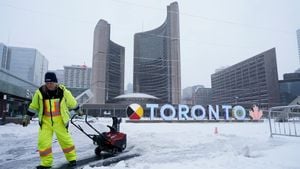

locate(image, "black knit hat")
(45, 72), (58, 83)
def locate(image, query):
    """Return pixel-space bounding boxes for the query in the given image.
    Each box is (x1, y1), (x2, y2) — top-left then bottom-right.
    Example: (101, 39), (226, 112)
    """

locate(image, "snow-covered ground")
(0, 117), (300, 169)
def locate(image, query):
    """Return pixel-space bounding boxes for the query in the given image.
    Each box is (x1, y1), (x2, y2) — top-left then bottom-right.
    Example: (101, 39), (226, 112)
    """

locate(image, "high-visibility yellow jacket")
(27, 84), (78, 126)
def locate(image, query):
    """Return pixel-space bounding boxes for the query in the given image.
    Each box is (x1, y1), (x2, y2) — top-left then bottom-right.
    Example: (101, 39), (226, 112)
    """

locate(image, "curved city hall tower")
(133, 2), (181, 104)
(91, 19), (125, 104)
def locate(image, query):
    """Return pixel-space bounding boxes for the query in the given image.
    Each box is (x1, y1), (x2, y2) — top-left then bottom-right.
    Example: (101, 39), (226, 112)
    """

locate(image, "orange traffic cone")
(214, 127), (218, 134)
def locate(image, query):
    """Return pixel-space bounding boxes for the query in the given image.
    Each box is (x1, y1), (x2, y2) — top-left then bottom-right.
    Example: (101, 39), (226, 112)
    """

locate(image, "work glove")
(22, 115), (31, 127)
(75, 108), (84, 116)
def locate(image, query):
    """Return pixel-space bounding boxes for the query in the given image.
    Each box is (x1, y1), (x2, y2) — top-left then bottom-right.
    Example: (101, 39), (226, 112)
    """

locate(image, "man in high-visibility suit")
(23, 72), (82, 169)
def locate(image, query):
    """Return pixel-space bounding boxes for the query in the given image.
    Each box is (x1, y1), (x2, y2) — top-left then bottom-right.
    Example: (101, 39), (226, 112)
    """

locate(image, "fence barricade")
(268, 105), (300, 137)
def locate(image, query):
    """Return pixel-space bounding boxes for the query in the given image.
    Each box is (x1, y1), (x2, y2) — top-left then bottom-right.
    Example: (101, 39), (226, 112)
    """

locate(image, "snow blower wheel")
(95, 146), (101, 156)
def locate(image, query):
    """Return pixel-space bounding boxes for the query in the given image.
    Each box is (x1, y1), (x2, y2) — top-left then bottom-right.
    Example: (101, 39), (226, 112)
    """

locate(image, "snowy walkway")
(0, 118), (299, 169)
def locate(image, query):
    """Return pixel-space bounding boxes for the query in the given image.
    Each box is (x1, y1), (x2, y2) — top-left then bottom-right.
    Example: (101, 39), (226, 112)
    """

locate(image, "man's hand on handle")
(76, 108), (84, 116)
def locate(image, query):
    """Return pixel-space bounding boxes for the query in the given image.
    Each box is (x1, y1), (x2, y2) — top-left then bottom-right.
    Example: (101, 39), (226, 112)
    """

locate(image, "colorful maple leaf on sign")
(249, 105), (263, 120)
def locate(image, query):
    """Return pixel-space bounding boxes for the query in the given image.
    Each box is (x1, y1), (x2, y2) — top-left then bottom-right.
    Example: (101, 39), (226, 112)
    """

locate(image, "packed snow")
(0, 117), (299, 169)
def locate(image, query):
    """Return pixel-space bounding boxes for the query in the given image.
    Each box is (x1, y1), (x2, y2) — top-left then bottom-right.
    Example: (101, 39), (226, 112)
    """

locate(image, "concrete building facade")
(0, 43), (9, 69)
(133, 2), (181, 104)
(182, 85), (203, 105)
(64, 65), (91, 88)
(0, 44), (48, 86)
(0, 68), (38, 124)
(53, 69), (64, 84)
(297, 29), (300, 64)
(193, 87), (212, 106)
(182, 85), (212, 105)
(279, 73), (300, 105)
(91, 19), (125, 104)
(211, 48), (280, 108)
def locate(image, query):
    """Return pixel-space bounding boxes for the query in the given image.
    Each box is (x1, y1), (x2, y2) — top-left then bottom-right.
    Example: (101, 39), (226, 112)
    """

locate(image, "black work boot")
(68, 160), (77, 167)
(36, 165), (51, 169)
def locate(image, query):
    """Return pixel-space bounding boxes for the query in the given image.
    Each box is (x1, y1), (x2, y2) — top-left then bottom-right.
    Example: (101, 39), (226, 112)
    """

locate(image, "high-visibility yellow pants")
(38, 115), (76, 167)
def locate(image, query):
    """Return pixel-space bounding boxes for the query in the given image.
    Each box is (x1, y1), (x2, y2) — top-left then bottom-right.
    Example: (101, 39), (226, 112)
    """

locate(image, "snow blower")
(70, 114), (127, 156)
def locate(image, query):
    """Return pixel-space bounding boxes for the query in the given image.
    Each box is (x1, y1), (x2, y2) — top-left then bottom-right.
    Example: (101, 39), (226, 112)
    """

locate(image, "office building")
(133, 2), (181, 104)
(53, 69), (64, 84)
(279, 72), (300, 105)
(64, 65), (91, 88)
(91, 19), (125, 104)
(193, 87), (212, 106)
(0, 43), (9, 69)
(6, 46), (48, 86)
(182, 85), (212, 105)
(297, 29), (300, 64)
(182, 85), (203, 104)
(211, 48), (280, 108)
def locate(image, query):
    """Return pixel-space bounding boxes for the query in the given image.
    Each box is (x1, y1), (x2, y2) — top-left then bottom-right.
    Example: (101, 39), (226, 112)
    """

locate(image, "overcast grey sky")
(0, 0), (299, 89)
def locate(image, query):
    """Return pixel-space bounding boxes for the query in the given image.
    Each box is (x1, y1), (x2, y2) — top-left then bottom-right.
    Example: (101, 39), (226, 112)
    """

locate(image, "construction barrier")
(268, 105), (300, 137)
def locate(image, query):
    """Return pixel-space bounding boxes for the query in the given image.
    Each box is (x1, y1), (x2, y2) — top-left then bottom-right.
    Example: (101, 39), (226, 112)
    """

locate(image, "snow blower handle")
(70, 114), (95, 140)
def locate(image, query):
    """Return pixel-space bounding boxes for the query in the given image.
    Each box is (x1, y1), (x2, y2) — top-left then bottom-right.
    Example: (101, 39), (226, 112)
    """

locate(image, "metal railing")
(75, 89), (93, 106)
(268, 105), (300, 137)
